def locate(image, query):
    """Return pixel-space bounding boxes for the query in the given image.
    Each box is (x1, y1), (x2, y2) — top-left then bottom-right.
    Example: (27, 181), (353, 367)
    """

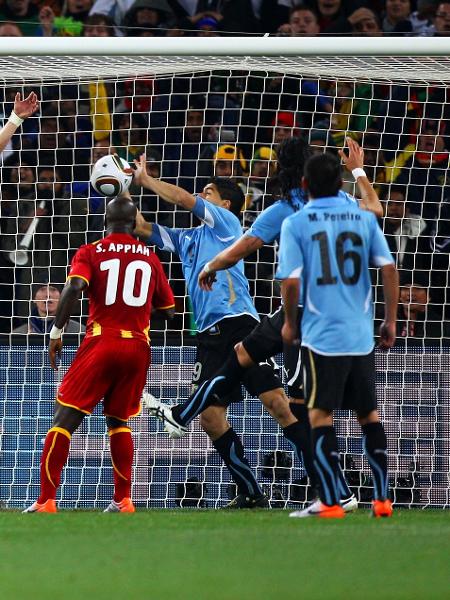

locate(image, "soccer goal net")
(1, 38), (449, 509)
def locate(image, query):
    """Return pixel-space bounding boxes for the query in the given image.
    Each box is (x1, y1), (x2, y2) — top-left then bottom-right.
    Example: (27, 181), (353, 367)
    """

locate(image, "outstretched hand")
(14, 92), (40, 119)
(49, 338), (63, 371)
(338, 137), (364, 173)
(133, 153), (149, 187)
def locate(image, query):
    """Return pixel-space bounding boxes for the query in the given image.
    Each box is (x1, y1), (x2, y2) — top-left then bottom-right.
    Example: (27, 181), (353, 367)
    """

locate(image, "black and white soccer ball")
(90, 153), (133, 197)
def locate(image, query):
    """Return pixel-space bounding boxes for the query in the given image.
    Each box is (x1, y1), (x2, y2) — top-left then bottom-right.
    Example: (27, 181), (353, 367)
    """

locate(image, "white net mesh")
(1, 54), (449, 509)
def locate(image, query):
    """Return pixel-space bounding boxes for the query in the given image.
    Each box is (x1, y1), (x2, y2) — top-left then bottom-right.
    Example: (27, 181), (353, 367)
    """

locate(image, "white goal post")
(0, 37), (449, 510)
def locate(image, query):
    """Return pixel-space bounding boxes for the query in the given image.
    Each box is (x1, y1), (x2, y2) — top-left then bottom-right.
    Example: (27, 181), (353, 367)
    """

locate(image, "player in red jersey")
(24, 196), (175, 514)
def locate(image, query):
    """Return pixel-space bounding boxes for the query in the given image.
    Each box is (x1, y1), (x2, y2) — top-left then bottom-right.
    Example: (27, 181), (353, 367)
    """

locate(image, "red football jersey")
(68, 233), (174, 342)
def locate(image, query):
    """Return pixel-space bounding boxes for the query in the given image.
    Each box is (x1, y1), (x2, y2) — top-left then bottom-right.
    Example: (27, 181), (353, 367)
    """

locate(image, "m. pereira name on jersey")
(308, 212), (361, 223)
(95, 242), (151, 255)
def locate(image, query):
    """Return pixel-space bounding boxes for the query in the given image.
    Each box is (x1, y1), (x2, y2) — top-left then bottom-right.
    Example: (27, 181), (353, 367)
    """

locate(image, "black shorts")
(302, 347), (377, 414)
(242, 306), (304, 399)
(193, 315), (281, 405)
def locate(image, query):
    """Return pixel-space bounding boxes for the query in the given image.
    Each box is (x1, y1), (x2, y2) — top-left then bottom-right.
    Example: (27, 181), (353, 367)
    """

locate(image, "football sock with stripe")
(172, 352), (246, 427)
(282, 419), (318, 491)
(311, 426), (340, 506)
(38, 427), (71, 503)
(362, 422), (389, 501)
(213, 428), (263, 498)
(109, 427), (133, 502)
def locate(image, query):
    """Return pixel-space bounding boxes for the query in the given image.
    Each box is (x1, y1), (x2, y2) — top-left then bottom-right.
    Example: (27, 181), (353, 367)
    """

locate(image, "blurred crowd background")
(0, 0), (449, 343)
(0, 0), (450, 38)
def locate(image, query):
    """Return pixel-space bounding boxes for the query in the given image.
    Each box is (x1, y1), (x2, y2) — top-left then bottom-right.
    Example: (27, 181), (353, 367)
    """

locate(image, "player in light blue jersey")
(278, 152), (399, 519)
(132, 154), (303, 509)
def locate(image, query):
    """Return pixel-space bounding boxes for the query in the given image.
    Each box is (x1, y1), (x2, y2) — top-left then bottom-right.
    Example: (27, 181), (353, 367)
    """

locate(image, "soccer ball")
(90, 154), (133, 197)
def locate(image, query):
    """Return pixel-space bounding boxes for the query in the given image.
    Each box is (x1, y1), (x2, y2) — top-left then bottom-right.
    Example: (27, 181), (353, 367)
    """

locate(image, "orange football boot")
(23, 499), (57, 513)
(372, 499), (393, 518)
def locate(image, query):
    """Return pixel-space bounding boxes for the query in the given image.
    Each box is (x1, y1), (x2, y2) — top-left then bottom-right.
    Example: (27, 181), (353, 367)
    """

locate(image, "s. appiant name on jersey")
(95, 242), (151, 256)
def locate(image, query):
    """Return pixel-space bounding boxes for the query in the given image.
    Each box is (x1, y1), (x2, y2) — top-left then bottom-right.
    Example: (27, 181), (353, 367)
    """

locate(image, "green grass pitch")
(0, 509), (448, 600)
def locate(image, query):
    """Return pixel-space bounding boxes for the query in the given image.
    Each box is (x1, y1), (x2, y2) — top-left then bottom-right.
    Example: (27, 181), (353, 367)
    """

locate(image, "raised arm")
(133, 153), (196, 210)
(0, 92), (39, 154)
(198, 234), (264, 291)
(48, 277), (87, 370)
(338, 137), (383, 218)
(378, 263), (399, 349)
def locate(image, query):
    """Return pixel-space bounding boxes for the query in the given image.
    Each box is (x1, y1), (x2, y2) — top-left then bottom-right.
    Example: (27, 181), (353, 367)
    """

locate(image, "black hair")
(209, 177), (244, 216)
(274, 136), (312, 204)
(304, 153), (342, 198)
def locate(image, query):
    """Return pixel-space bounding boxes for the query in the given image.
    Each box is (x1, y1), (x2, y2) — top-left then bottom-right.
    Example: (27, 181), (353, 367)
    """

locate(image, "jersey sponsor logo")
(96, 242), (150, 256)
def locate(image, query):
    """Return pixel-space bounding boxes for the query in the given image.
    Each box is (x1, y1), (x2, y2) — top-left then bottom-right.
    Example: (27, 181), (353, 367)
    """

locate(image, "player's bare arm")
(48, 277), (87, 370)
(378, 263), (399, 349)
(134, 209), (153, 240)
(133, 153), (196, 210)
(199, 235), (264, 291)
(280, 278), (300, 346)
(338, 137), (383, 218)
(0, 91), (39, 154)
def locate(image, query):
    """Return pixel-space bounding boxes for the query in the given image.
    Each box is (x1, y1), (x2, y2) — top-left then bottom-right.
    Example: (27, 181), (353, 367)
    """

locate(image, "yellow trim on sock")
(111, 457), (128, 481)
(45, 432), (59, 488)
(57, 398), (91, 415)
(48, 426), (71, 441)
(108, 427), (131, 437)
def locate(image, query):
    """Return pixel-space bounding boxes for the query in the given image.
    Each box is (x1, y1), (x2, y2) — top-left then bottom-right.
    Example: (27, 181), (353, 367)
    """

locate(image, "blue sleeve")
(276, 217), (304, 280)
(339, 190), (358, 205)
(301, 80), (331, 111)
(148, 224), (181, 255)
(246, 202), (287, 244)
(192, 196), (238, 237)
(369, 216), (394, 267)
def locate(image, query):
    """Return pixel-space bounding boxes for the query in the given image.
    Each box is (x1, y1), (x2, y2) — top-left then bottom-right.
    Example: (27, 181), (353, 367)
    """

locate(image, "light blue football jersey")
(276, 195), (394, 355)
(147, 196), (259, 332)
(246, 188), (356, 245)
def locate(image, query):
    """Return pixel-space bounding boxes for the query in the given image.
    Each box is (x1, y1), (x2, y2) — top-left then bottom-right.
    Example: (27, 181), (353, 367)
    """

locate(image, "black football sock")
(172, 352), (247, 427)
(311, 426), (340, 506)
(283, 418), (318, 491)
(362, 422), (389, 501)
(213, 428), (262, 498)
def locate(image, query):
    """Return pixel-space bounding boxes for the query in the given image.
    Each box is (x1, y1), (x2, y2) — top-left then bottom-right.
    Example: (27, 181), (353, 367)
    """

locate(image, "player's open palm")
(378, 321), (396, 349)
(198, 268), (216, 291)
(49, 338), (63, 371)
(133, 153), (148, 187)
(14, 92), (39, 119)
(338, 137), (364, 173)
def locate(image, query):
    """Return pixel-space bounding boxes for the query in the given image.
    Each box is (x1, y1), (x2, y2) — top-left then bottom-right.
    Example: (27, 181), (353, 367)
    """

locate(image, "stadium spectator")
(195, 14), (221, 34)
(113, 111), (150, 162)
(308, 0), (366, 33)
(277, 4), (320, 35)
(381, 185), (430, 279)
(12, 285), (85, 334)
(410, 0), (436, 35)
(349, 7), (384, 35)
(213, 144), (247, 178)
(260, 0), (291, 32)
(396, 282), (450, 340)
(189, 0), (259, 33)
(122, 0), (175, 34)
(309, 128), (328, 154)
(89, 0), (134, 26)
(382, 0), (414, 34)
(0, 0), (40, 35)
(0, 21), (23, 36)
(83, 13), (116, 35)
(271, 111), (300, 144)
(430, 1), (450, 34)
